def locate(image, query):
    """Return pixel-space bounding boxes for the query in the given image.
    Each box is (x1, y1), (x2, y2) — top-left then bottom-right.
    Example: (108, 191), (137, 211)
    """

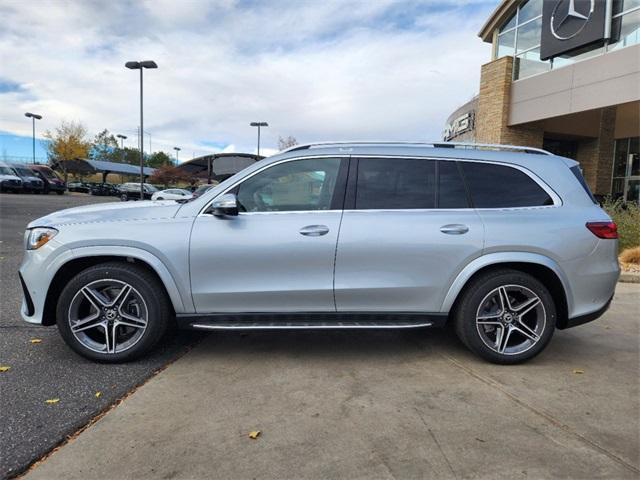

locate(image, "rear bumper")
(560, 294), (613, 329)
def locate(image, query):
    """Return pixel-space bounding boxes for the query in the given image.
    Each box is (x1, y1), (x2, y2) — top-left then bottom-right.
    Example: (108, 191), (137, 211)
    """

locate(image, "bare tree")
(278, 135), (298, 151)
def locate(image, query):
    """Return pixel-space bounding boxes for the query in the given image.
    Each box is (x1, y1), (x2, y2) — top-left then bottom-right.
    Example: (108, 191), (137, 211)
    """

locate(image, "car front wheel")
(56, 262), (171, 362)
(454, 269), (556, 364)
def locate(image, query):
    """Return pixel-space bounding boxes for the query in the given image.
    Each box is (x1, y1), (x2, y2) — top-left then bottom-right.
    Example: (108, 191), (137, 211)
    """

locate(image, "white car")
(151, 188), (193, 201)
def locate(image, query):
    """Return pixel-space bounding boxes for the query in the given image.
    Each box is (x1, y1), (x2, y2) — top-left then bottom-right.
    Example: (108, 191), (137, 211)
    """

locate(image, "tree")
(278, 135), (298, 151)
(147, 151), (173, 168)
(91, 129), (119, 163)
(43, 121), (91, 182)
(121, 147), (142, 165)
(148, 165), (190, 188)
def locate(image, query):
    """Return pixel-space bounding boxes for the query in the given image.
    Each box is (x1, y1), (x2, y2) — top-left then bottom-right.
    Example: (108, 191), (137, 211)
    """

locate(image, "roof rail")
(280, 141), (553, 156)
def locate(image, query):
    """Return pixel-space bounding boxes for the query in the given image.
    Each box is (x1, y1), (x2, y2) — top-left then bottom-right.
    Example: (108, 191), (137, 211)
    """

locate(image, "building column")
(575, 107), (617, 195)
(476, 56), (544, 147)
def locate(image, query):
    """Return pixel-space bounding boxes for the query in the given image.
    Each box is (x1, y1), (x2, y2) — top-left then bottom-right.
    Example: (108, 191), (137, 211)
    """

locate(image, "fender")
(439, 252), (573, 314)
(69, 245), (193, 313)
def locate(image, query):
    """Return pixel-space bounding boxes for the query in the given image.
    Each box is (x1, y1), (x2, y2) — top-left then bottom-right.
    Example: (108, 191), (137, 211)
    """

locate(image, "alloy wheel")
(475, 284), (546, 356)
(68, 279), (148, 354)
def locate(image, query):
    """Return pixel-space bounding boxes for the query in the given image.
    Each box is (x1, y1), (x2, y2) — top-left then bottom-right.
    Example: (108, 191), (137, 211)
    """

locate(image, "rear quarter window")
(570, 165), (597, 204)
(460, 162), (554, 208)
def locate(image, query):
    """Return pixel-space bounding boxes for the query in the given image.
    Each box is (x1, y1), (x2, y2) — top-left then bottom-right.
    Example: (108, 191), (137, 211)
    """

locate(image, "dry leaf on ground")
(95, 391), (102, 398)
(30, 339), (42, 344)
(572, 369), (585, 375)
(0, 366), (10, 372)
(45, 398), (60, 404)
(248, 431), (261, 439)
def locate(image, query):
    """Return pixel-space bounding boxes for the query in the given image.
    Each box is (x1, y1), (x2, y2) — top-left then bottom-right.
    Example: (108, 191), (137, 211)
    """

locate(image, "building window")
(612, 137), (640, 203)
(494, 0), (640, 81)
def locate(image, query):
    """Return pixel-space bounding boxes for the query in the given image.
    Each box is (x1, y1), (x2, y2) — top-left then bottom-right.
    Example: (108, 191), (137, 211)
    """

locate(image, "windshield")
(38, 168), (61, 180)
(0, 166), (16, 175)
(14, 168), (34, 177)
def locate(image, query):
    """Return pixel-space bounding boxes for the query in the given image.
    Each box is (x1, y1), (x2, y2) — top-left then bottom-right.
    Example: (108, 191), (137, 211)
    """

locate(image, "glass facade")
(612, 137), (640, 203)
(495, 0), (640, 80)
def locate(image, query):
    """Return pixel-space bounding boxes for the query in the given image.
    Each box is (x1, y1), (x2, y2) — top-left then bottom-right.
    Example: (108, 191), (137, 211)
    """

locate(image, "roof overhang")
(478, 0), (519, 42)
(175, 153), (263, 180)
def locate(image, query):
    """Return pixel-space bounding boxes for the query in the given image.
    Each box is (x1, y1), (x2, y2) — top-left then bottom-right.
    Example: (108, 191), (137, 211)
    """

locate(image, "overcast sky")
(0, 0), (494, 161)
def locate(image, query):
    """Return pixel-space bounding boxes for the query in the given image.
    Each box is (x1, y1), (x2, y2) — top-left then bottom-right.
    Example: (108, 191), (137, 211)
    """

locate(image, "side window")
(356, 158), (435, 209)
(236, 158), (342, 212)
(438, 161), (469, 208)
(460, 162), (554, 208)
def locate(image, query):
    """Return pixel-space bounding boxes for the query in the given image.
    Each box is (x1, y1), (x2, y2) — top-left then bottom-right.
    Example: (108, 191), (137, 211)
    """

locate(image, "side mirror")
(210, 193), (238, 216)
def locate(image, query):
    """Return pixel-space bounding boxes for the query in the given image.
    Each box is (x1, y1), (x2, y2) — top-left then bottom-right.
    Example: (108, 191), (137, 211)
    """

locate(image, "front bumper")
(19, 240), (72, 325)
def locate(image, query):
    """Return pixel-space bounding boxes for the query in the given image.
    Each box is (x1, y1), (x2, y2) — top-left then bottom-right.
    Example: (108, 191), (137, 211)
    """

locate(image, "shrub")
(601, 198), (640, 253)
(620, 246), (640, 265)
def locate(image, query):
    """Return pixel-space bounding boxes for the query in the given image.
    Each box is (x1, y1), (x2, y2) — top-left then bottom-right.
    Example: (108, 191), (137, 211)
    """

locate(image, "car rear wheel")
(454, 269), (556, 364)
(56, 262), (171, 362)
(120, 193), (129, 201)
(157, 196), (164, 200)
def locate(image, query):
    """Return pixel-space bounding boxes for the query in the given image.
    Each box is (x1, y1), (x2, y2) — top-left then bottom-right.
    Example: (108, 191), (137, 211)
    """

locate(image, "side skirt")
(176, 312), (448, 331)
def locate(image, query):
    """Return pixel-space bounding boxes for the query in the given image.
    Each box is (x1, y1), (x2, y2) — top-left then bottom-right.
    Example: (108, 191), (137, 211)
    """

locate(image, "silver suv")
(19, 142), (620, 364)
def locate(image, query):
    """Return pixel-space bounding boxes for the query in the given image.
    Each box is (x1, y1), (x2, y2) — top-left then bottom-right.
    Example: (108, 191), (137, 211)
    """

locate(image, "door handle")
(299, 225), (330, 236)
(440, 224), (469, 235)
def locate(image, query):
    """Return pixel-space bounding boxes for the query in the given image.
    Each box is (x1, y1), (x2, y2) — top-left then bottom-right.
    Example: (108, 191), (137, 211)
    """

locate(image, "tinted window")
(570, 165), (597, 204)
(438, 161), (469, 208)
(237, 158), (341, 212)
(356, 158), (435, 209)
(460, 162), (553, 208)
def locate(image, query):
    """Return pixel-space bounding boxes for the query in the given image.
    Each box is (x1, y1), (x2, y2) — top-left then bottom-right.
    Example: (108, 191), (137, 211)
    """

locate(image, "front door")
(189, 157), (348, 313)
(335, 157), (484, 313)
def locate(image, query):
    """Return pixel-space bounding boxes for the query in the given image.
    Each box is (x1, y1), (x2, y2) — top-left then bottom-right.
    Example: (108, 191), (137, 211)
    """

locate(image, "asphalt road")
(0, 193), (203, 479)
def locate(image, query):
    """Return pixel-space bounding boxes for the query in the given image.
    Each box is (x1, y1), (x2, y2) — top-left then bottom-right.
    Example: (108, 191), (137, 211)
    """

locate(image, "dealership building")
(443, 0), (640, 202)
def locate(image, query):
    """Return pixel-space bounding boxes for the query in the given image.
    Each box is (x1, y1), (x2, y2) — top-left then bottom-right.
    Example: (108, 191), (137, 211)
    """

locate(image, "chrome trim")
(190, 322), (433, 330)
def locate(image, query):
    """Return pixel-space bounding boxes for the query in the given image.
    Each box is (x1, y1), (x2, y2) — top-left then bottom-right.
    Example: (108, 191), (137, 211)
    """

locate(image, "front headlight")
(26, 227), (58, 250)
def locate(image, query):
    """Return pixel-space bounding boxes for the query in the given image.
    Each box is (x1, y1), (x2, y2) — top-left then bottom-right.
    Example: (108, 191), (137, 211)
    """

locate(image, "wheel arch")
(442, 254), (571, 329)
(41, 252), (187, 326)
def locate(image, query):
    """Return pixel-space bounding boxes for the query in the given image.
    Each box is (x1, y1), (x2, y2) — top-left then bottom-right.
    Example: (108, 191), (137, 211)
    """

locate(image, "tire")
(56, 262), (171, 363)
(56, 190), (64, 195)
(120, 193), (129, 202)
(454, 269), (556, 364)
(157, 197), (164, 200)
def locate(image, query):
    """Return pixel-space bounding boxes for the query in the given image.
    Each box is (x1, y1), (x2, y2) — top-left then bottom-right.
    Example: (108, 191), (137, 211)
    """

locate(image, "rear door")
(334, 157), (484, 313)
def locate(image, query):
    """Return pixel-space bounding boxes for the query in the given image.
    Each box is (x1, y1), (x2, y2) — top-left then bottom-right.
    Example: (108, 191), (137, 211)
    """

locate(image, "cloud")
(0, 0), (494, 158)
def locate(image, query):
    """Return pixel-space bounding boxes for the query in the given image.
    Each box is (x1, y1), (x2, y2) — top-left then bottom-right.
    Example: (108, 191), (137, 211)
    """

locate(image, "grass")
(601, 198), (640, 254)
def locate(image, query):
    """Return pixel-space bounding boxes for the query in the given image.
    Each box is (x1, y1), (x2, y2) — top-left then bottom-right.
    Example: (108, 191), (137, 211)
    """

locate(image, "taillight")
(586, 222), (618, 239)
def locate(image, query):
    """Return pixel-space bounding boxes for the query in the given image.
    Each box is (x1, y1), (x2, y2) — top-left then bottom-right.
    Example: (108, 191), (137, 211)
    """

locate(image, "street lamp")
(250, 122), (268, 157)
(116, 134), (127, 163)
(173, 147), (181, 166)
(24, 112), (42, 164)
(125, 60), (158, 199)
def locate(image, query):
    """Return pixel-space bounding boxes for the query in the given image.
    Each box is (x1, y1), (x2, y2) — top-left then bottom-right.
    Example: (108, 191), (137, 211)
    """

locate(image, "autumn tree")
(43, 121), (91, 182)
(91, 129), (119, 163)
(148, 165), (190, 188)
(278, 135), (298, 151)
(147, 151), (173, 168)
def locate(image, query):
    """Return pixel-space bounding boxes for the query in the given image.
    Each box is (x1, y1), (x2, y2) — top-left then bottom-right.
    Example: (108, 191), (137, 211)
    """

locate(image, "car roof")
(264, 142), (578, 171)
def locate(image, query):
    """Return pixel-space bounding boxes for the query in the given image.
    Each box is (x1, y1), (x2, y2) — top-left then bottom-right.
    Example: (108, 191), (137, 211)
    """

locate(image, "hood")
(28, 200), (185, 229)
(0, 174), (22, 181)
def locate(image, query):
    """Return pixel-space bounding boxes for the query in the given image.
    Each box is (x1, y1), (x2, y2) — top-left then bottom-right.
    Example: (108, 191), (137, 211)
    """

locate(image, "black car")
(118, 182), (158, 201)
(89, 183), (120, 196)
(10, 165), (45, 193)
(67, 182), (92, 193)
(28, 165), (66, 195)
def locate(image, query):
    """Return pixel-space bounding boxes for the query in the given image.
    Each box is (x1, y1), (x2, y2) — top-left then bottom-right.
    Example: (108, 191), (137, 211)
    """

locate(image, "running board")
(176, 313), (447, 331)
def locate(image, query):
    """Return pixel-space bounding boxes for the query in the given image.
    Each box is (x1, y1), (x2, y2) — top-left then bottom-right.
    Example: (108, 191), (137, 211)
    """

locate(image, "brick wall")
(476, 56), (544, 147)
(576, 107), (616, 195)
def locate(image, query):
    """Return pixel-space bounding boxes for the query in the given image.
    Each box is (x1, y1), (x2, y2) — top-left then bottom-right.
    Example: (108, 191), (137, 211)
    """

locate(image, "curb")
(619, 272), (640, 284)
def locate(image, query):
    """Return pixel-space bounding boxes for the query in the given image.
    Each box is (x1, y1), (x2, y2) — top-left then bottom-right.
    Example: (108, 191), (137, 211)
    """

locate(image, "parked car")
(88, 183), (120, 197)
(19, 142), (620, 364)
(191, 184), (214, 199)
(118, 183), (158, 201)
(151, 188), (193, 201)
(29, 165), (66, 195)
(0, 164), (23, 193)
(67, 182), (91, 194)
(9, 164), (45, 193)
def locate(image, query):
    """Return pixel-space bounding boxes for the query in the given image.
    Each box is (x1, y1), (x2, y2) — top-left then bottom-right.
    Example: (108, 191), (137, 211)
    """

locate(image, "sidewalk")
(26, 284), (640, 479)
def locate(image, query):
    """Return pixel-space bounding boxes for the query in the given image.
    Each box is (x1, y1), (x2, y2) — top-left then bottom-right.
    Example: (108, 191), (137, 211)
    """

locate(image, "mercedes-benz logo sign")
(550, 0), (595, 40)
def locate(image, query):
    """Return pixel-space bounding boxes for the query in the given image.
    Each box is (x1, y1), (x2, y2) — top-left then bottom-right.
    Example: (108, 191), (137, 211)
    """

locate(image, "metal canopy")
(176, 153), (263, 184)
(54, 158), (156, 178)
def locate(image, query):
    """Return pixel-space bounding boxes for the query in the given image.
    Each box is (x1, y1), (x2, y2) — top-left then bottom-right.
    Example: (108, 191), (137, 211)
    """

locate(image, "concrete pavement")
(26, 283), (639, 479)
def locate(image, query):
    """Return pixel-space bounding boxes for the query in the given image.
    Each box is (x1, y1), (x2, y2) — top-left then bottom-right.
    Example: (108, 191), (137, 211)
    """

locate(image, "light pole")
(250, 122), (268, 157)
(173, 147), (181, 166)
(116, 134), (127, 163)
(125, 60), (158, 199)
(24, 112), (42, 164)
